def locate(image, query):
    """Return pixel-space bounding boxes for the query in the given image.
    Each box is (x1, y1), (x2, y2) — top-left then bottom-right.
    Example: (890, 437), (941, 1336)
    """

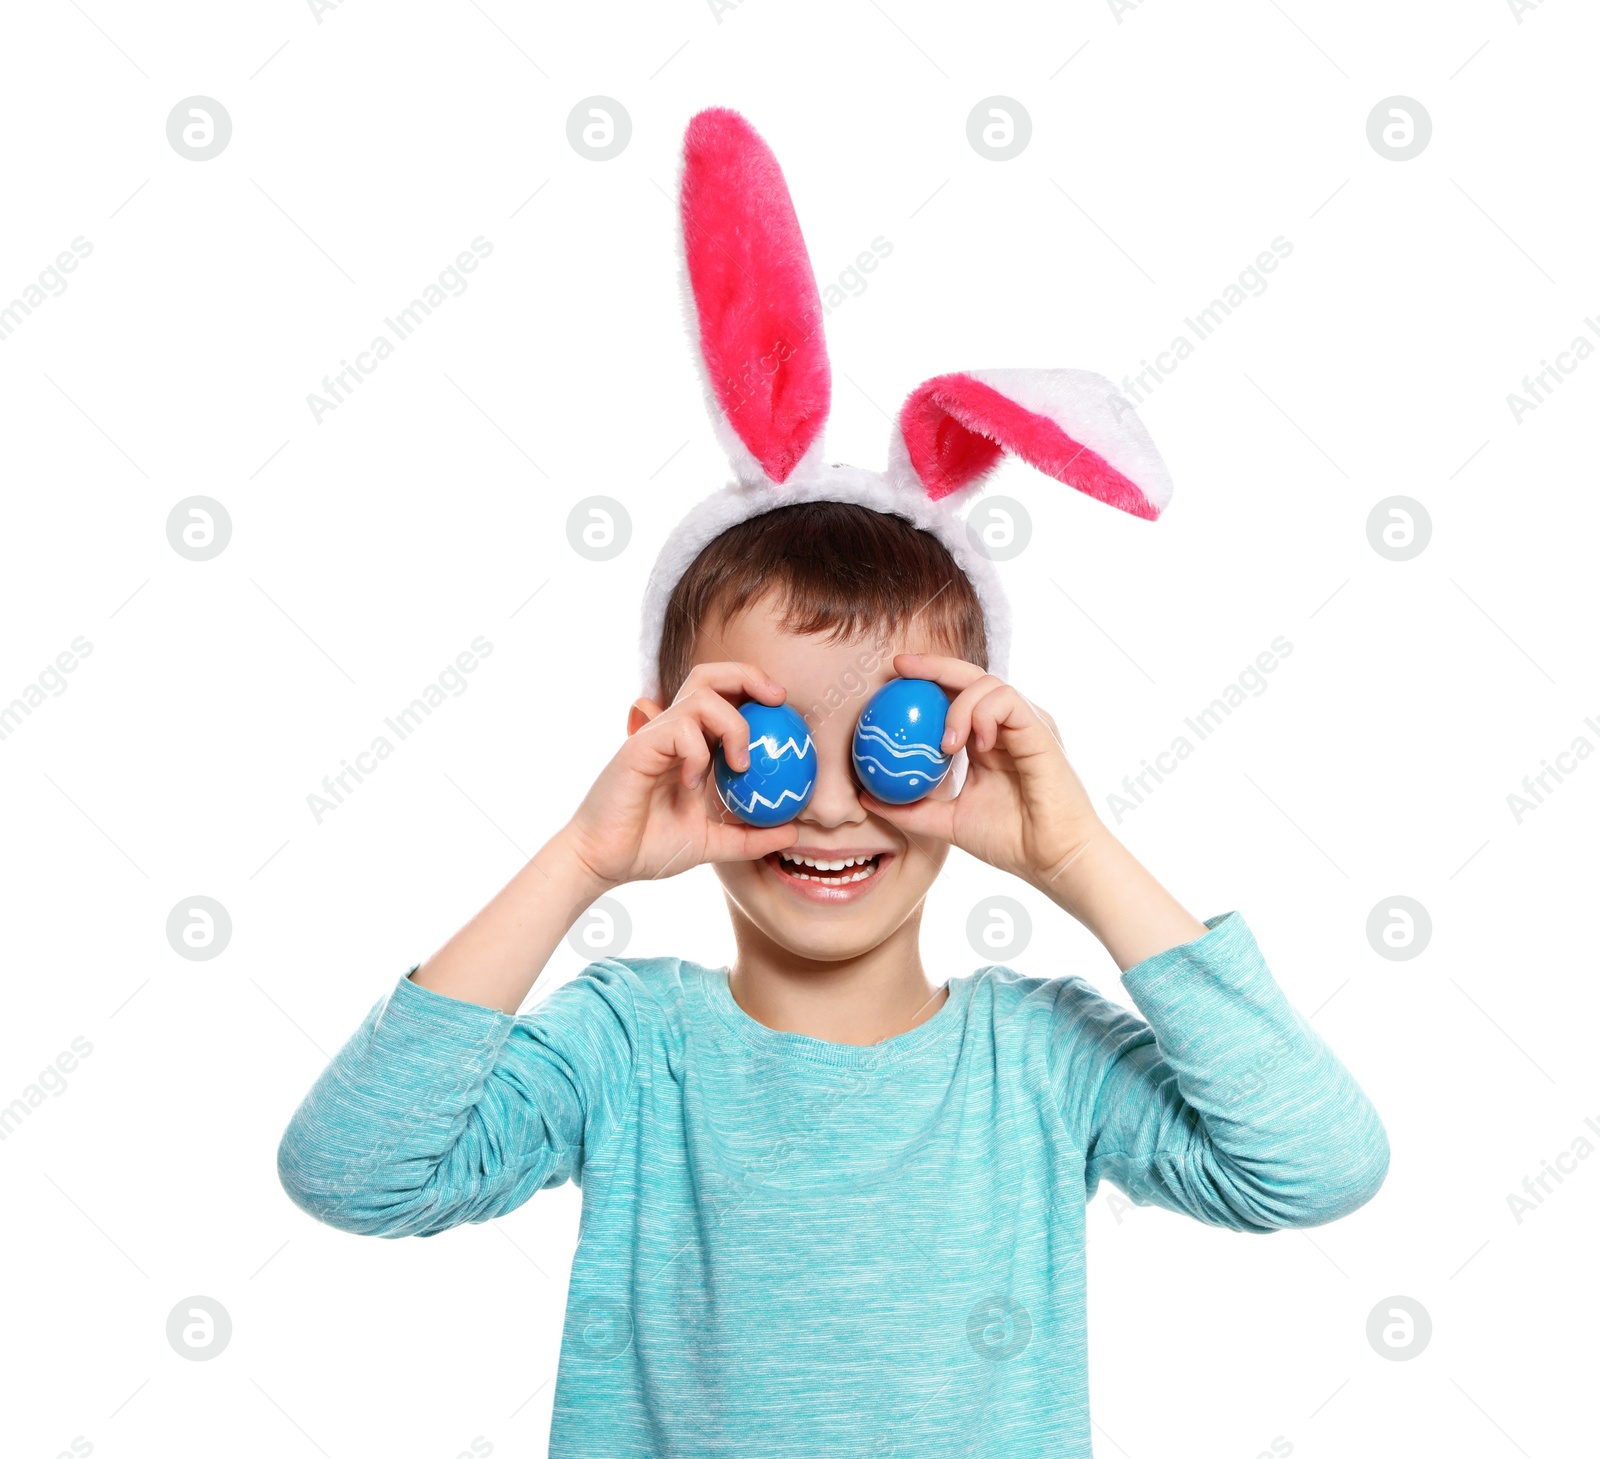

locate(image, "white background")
(2, 1), (1596, 1456)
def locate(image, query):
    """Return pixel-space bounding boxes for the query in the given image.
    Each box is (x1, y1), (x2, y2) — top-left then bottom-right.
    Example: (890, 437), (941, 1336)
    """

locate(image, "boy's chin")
(736, 908), (902, 966)
(716, 858), (929, 965)
(755, 915), (902, 965)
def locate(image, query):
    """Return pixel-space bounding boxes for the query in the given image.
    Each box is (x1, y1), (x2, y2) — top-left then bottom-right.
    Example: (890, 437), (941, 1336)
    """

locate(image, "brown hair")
(656, 501), (987, 702)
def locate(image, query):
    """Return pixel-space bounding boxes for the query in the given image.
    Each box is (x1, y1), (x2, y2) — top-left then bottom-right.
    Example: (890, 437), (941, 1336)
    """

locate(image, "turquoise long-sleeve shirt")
(278, 911), (1388, 1457)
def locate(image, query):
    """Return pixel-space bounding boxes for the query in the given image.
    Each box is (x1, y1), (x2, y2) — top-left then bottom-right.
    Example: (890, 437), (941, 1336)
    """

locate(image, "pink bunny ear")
(679, 108), (831, 485)
(890, 368), (1173, 520)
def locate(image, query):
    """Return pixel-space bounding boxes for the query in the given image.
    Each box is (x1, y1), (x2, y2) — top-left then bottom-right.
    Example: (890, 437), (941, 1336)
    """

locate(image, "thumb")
(859, 791), (957, 848)
(703, 819), (800, 865)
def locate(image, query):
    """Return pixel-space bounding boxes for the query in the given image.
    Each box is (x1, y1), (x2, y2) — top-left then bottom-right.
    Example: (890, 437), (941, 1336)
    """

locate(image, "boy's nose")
(795, 736), (866, 831)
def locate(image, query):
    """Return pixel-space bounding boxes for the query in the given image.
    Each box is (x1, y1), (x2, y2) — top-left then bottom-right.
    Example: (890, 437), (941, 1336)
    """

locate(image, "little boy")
(278, 110), (1389, 1458)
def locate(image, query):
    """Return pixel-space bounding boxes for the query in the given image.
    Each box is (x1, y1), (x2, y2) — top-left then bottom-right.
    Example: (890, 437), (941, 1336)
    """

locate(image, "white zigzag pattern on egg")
(725, 780), (815, 813)
(752, 733), (815, 761)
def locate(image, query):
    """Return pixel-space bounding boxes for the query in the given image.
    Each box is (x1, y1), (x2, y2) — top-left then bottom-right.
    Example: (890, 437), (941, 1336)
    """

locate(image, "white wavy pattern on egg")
(852, 724), (950, 783)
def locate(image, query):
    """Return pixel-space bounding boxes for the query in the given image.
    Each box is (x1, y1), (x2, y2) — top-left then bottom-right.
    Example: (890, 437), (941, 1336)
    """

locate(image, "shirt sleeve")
(1050, 912), (1390, 1232)
(276, 960), (640, 1238)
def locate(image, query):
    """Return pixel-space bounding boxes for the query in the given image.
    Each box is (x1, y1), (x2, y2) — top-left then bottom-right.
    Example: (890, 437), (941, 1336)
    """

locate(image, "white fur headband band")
(637, 107), (1175, 701)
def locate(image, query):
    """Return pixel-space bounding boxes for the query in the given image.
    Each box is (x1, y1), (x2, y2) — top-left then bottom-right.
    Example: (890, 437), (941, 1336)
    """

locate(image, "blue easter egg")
(851, 678), (953, 805)
(713, 702), (817, 827)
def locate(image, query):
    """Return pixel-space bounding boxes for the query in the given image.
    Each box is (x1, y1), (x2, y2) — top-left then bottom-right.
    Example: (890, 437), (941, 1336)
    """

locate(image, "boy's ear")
(627, 698), (663, 736)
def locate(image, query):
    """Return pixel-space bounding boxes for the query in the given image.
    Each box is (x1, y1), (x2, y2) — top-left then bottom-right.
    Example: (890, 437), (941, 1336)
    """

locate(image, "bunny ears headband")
(638, 107), (1175, 700)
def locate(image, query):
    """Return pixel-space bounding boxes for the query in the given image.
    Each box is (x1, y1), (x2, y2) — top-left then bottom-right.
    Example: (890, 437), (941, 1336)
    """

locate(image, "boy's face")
(694, 593), (957, 965)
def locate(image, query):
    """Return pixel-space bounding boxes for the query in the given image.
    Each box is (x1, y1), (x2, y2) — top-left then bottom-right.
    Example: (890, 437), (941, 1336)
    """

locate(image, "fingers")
(892, 653), (1034, 755)
(628, 704), (715, 787)
(968, 684), (1035, 755)
(679, 686), (755, 772)
(703, 818), (800, 865)
(662, 664), (786, 777)
(638, 684), (755, 780)
(1021, 692), (1064, 749)
(893, 652), (989, 694)
(673, 660), (785, 709)
(858, 791), (958, 849)
(668, 716), (711, 789)
(893, 655), (1060, 764)
(942, 677), (1035, 756)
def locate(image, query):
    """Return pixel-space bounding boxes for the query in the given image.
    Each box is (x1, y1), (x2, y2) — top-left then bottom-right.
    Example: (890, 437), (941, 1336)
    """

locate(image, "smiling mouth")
(764, 849), (888, 893)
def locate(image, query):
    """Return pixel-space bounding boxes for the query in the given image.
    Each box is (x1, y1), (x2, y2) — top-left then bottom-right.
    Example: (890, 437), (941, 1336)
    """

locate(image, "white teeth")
(784, 866), (876, 884)
(775, 851), (880, 882)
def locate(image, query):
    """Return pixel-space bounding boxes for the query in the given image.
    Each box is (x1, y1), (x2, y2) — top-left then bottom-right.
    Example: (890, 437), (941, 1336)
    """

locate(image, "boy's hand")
(557, 662), (799, 891)
(859, 653), (1105, 894)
